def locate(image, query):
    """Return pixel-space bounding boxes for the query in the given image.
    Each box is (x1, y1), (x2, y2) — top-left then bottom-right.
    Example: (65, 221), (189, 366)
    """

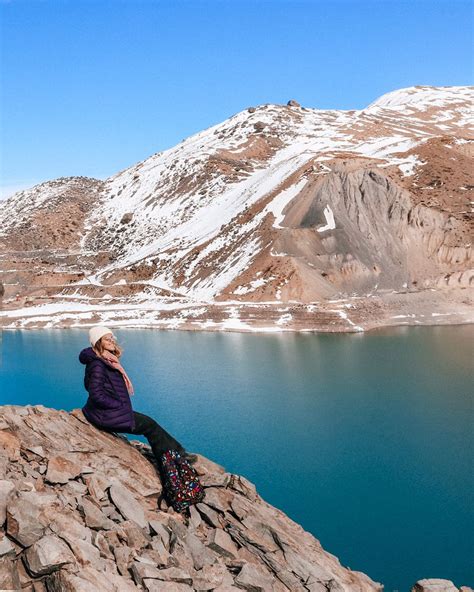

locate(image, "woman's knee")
(133, 412), (157, 432)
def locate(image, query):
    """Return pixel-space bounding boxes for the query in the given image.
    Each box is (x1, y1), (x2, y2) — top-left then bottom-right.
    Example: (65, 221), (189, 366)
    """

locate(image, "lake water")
(1, 326), (473, 590)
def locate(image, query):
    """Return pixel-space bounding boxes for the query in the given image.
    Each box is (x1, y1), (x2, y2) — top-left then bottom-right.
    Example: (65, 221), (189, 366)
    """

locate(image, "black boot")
(182, 451), (198, 464)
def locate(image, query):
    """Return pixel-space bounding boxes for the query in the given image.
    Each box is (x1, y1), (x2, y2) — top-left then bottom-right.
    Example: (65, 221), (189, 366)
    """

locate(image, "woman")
(79, 325), (197, 465)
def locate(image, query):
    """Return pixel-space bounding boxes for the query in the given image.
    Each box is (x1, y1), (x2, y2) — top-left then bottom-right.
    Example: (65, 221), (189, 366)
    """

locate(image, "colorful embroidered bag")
(159, 450), (205, 512)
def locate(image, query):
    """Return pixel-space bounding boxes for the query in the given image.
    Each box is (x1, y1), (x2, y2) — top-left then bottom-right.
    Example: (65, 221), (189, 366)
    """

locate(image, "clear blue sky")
(1, 0), (472, 197)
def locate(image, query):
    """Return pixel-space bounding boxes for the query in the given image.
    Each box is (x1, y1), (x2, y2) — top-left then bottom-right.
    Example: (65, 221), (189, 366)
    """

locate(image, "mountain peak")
(0, 86), (472, 331)
(366, 85), (473, 110)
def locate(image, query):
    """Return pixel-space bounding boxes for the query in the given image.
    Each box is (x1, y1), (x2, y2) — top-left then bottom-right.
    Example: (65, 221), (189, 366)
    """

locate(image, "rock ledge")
(0, 405), (470, 591)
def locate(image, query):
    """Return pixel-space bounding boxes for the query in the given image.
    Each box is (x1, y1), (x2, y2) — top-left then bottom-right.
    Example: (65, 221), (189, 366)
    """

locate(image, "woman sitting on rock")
(79, 325), (197, 465)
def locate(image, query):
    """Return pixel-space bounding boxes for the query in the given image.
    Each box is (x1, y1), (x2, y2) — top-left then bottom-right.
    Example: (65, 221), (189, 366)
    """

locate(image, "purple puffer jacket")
(79, 347), (135, 431)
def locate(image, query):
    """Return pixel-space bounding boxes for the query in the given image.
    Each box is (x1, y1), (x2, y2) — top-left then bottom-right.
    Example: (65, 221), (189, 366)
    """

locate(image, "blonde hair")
(93, 336), (123, 358)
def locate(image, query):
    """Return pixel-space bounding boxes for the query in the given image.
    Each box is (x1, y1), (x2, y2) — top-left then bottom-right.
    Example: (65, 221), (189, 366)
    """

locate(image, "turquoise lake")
(1, 326), (473, 590)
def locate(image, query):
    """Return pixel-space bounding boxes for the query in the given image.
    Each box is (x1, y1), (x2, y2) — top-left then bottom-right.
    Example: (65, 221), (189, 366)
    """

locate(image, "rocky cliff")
(0, 405), (383, 592)
(0, 406), (472, 591)
(0, 86), (472, 331)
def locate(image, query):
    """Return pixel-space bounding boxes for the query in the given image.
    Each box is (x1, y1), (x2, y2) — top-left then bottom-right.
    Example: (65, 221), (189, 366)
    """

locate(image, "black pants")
(104, 411), (185, 461)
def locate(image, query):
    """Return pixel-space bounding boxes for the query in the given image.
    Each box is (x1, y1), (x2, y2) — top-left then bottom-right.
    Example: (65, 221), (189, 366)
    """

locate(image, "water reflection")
(0, 326), (473, 590)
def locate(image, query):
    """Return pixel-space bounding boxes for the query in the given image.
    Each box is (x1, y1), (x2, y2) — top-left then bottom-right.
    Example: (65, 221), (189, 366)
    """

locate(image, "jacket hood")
(79, 347), (99, 365)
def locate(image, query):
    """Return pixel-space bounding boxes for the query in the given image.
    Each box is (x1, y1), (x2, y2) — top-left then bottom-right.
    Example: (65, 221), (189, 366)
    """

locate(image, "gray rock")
(91, 531), (114, 560)
(24, 534), (75, 576)
(195, 455), (226, 476)
(0, 480), (15, 526)
(230, 496), (252, 521)
(143, 581), (193, 592)
(412, 580), (459, 592)
(0, 456), (8, 479)
(260, 552), (305, 591)
(188, 504), (202, 529)
(78, 496), (115, 530)
(200, 471), (232, 488)
(68, 537), (102, 568)
(0, 532), (16, 557)
(137, 548), (171, 568)
(169, 540), (194, 572)
(108, 510), (123, 521)
(149, 519), (171, 549)
(23, 465), (41, 481)
(280, 546), (332, 581)
(183, 531), (216, 570)
(24, 445), (45, 457)
(114, 545), (134, 576)
(6, 492), (45, 546)
(131, 561), (162, 586)
(99, 504), (116, 517)
(229, 475), (257, 500)
(197, 502), (221, 527)
(305, 584), (329, 592)
(149, 537), (173, 567)
(108, 481), (147, 529)
(207, 528), (238, 559)
(0, 431), (21, 461)
(167, 515), (188, 540)
(103, 528), (123, 549)
(153, 566), (193, 585)
(202, 487), (229, 513)
(122, 520), (151, 550)
(287, 99), (301, 107)
(192, 563), (234, 590)
(234, 563), (274, 591)
(64, 480), (88, 497)
(45, 455), (82, 484)
(16, 553), (34, 589)
(240, 515), (280, 553)
(46, 566), (133, 592)
(45, 570), (94, 592)
(83, 474), (108, 503)
(50, 511), (92, 544)
(0, 556), (21, 590)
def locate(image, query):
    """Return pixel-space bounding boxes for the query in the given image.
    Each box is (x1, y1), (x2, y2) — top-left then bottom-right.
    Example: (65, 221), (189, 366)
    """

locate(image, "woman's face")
(100, 333), (116, 352)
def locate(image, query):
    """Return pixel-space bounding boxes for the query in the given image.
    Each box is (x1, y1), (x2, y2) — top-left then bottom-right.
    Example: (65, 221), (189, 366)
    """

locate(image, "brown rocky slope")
(1, 406), (472, 592)
(0, 405), (382, 592)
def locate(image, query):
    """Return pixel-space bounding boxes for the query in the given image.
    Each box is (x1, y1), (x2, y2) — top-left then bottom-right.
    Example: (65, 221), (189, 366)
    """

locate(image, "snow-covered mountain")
(1, 86), (473, 331)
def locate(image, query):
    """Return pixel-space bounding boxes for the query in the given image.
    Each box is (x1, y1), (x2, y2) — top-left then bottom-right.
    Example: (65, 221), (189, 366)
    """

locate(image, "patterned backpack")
(159, 450), (205, 512)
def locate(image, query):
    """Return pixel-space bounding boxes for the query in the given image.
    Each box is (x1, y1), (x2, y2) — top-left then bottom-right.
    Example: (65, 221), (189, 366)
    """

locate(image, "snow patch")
(266, 178), (308, 229)
(398, 155), (424, 176)
(233, 277), (269, 295)
(316, 205), (336, 233)
(276, 313), (292, 325)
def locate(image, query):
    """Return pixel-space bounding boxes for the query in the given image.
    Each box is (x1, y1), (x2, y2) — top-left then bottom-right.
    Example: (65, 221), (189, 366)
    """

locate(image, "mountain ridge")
(1, 86), (472, 331)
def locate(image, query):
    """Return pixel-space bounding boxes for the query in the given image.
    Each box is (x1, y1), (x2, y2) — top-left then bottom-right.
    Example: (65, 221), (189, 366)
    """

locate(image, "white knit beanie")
(89, 326), (114, 347)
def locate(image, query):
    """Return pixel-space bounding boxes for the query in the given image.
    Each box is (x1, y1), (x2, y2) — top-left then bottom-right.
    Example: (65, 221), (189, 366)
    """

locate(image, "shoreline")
(1, 312), (472, 334)
(1, 286), (472, 333)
